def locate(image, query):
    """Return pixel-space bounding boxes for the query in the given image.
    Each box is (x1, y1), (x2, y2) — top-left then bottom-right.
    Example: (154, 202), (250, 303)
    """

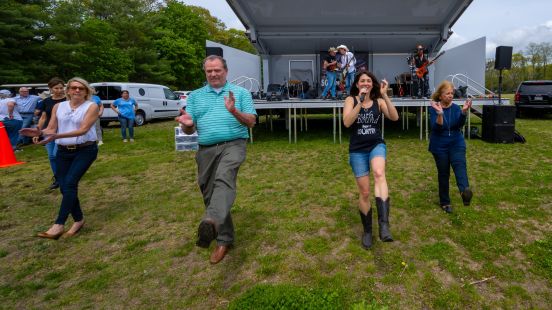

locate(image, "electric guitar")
(395, 76), (405, 97)
(339, 55), (355, 89)
(415, 51), (445, 79)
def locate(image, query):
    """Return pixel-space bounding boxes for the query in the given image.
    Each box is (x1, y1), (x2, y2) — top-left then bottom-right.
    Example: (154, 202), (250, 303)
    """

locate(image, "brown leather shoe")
(37, 231), (64, 240)
(63, 222), (84, 238)
(210, 245), (230, 264)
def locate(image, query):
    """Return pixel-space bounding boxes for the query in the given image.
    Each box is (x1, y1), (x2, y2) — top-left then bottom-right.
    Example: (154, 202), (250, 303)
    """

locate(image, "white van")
(90, 82), (183, 126)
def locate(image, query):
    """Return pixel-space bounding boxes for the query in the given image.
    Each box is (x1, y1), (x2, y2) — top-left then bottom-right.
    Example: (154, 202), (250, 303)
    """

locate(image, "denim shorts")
(349, 143), (387, 177)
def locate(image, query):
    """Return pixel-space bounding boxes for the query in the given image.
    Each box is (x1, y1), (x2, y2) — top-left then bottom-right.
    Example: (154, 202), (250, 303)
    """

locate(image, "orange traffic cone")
(0, 121), (25, 168)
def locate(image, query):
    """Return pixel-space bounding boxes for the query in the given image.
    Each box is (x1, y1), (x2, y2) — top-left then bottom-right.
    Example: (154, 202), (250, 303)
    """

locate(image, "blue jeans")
(346, 71), (356, 95)
(415, 74), (430, 98)
(55, 144), (98, 224)
(17, 113), (34, 144)
(119, 116), (134, 139)
(45, 141), (57, 176)
(431, 146), (469, 206)
(2, 118), (23, 150)
(322, 71), (337, 98)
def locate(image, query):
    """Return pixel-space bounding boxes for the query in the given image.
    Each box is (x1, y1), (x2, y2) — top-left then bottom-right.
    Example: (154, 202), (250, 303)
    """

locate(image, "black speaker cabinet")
(206, 47), (223, 57)
(482, 105), (516, 143)
(495, 46), (513, 70)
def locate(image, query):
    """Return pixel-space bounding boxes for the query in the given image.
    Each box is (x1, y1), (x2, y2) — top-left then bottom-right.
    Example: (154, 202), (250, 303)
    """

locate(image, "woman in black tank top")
(343, 70), (399, 249)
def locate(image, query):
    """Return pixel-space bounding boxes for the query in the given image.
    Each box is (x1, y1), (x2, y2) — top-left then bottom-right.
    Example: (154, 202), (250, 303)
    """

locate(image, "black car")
(514, 80), (552, 116)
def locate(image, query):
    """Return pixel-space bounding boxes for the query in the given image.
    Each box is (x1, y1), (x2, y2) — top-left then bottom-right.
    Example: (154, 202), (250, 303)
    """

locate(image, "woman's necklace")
(69, 100), (84, 111)
(442, 104), (452, 136)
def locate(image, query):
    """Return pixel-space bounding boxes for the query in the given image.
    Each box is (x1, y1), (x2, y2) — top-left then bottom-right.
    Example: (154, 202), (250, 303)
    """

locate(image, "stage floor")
(252, 98), (509, 143)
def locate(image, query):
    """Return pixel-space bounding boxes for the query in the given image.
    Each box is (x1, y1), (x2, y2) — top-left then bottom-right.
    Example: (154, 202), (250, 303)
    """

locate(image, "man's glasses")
(69, 86), (86, 91)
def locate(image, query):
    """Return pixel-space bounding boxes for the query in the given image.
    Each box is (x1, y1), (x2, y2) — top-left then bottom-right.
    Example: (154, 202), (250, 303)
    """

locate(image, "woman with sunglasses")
(21, 77), (99, 239)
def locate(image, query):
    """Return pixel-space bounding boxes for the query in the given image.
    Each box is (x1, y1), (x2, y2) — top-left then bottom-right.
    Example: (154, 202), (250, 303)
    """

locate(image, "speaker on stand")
(206, 47), (223, 57)
(494, 46), (513, 105)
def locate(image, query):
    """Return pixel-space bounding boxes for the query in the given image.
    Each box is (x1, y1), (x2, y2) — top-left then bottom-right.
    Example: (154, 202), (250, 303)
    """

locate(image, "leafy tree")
(152, 1), (208, 89)
(188, 5), (256, 55)
(0, 0), (49, 84)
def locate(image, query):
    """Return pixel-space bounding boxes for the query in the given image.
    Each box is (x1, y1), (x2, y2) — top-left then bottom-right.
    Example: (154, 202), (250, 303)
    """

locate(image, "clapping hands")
(430, 101), (443, 114)
(462, 99), (473, 113)
(176, 108), (193, 127)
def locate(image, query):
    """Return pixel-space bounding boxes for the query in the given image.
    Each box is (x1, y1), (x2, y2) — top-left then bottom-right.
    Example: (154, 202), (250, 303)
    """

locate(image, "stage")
(251, 98), (508, 143)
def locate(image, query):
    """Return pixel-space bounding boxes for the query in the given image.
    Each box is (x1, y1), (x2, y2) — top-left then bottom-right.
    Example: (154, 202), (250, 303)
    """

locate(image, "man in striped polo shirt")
(177, 55), (257, 264)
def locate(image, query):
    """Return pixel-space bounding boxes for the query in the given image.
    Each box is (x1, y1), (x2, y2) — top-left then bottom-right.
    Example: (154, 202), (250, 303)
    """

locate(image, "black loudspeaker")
(482, 105), (516, 143)
(206, 47), (223, 57)
(494, 46), (513, 70)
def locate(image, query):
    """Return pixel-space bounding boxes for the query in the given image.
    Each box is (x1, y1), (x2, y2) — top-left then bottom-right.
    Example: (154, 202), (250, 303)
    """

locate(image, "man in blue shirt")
(15, 87), (40, 145)
(177, 55), (256, 264)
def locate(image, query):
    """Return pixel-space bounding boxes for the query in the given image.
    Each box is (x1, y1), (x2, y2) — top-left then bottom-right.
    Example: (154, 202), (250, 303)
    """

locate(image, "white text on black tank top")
(356, 108), (380, 136)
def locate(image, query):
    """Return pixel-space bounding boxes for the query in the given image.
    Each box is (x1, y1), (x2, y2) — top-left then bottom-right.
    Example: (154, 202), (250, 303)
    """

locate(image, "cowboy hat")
(337, 45), (348, 51)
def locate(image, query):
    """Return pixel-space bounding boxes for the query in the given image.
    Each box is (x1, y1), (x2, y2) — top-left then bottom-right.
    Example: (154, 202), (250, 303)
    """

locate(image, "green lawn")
(1, 108), (551, 309)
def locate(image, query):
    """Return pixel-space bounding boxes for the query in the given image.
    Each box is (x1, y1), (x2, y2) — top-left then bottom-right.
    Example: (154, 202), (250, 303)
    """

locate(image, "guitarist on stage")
(337, 44), (356, 96)
(320, 47), (338, 100)
(413, 44), (431, 98)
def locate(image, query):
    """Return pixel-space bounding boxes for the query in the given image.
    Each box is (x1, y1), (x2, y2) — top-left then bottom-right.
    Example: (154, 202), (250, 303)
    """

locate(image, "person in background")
(15, 87), (41, 146)
(35, 78), (66, 190)
(91, 88), (104, 145)
(428, 80), (473, 214)
(0, 90), (23, 151)
(177, 55), (256, 264)
(337, 44), (356, 95)
(342, 70), (399, 249)
(20, 77), (99, 239)
(319, 47), (338, 100)
(412, 44), (431, 98)
(111, 90), (137, 142)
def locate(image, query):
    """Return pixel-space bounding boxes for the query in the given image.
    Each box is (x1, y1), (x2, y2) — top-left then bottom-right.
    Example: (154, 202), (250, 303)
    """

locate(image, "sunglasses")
(69, 86), (86, 91)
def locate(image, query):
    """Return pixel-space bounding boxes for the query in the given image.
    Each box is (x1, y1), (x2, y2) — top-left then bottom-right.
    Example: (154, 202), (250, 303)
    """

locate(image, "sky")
(179, 0), (552, 58)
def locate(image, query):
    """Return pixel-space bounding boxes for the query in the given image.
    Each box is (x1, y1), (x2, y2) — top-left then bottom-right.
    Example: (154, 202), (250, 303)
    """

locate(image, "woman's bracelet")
(437, 110), (444, 115)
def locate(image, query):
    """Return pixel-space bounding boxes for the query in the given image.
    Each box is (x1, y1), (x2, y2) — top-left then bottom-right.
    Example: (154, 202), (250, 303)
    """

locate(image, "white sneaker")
(123, 139), (128, 143)
(98, 141), (104, 146)
(130, 139), (135, 143)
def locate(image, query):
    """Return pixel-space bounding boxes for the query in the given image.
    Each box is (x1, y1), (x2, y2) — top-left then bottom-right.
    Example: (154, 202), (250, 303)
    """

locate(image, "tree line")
(0, 0), (256, 90)
(485, 42), (552, 92)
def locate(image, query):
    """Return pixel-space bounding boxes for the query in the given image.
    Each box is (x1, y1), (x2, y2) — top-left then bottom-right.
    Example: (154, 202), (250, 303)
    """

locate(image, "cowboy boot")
(376, 197), (394, 242)
(359, 209), (373, 249)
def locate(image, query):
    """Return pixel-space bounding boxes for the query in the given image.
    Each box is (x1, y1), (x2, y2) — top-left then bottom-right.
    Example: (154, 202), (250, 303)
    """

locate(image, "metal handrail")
(445, 73), (496, 97)
(231, 76), (262, 93)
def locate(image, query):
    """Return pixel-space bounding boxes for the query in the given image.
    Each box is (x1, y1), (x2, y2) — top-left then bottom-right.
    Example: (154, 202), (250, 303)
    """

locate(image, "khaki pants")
(195, 139), (246, 245)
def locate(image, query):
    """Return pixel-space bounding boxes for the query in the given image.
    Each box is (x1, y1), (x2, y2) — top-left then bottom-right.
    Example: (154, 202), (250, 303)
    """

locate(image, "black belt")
(58, 141), (97, 151)
(199, 138), (246, 148)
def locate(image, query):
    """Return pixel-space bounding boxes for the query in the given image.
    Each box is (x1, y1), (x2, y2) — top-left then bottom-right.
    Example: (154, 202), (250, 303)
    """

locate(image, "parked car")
(91, 82), (182, 126)
(0, 83), (49, 97)
(514, 80), (552, 117)
(174, 90), (191, 108)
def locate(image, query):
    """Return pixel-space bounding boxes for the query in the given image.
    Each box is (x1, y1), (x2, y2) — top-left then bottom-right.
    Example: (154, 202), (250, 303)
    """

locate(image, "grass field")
(1, 103), (551, 309)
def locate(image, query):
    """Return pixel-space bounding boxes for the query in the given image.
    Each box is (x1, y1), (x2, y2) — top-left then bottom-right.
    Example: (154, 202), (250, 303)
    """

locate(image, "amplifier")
(482, 105), (516, 143)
